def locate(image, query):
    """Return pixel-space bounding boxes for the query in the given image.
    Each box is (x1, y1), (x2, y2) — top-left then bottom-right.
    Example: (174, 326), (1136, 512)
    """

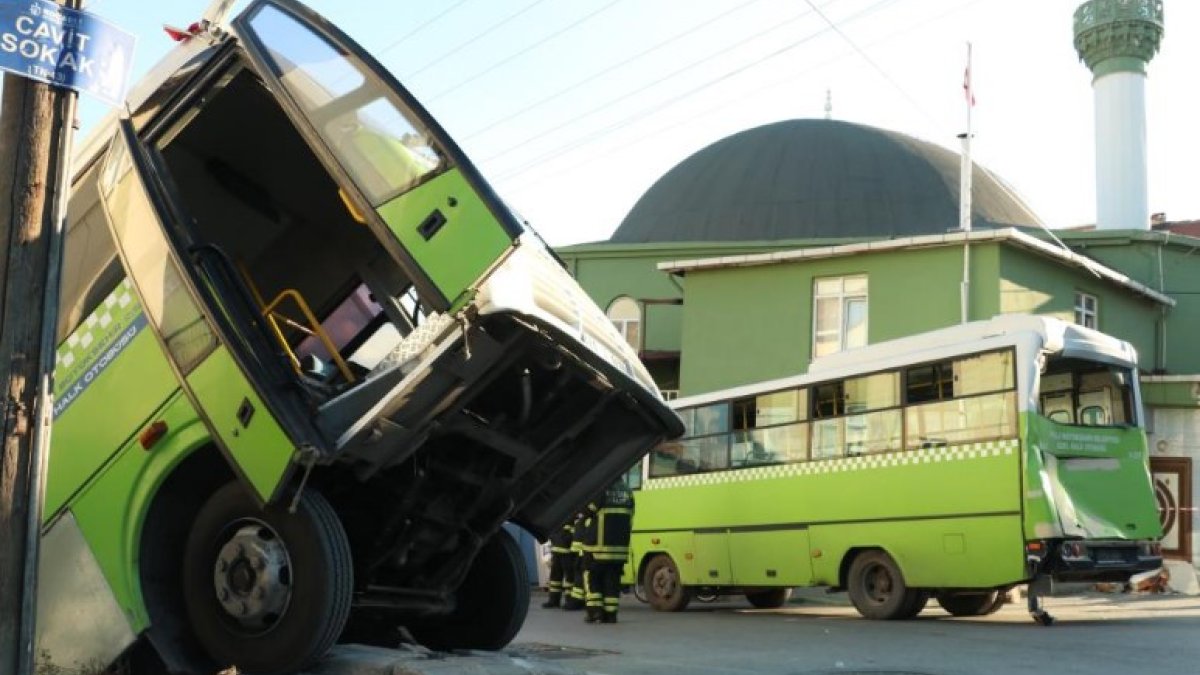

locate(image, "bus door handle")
(417, 209), (447, 241)
(237, 398), (255, 428)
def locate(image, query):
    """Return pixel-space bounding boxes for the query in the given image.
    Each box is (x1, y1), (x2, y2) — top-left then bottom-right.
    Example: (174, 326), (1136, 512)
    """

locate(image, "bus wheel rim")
(863, 563), (894, 604)
(212, 519), (293, 633)
(652, 566), (677, 598)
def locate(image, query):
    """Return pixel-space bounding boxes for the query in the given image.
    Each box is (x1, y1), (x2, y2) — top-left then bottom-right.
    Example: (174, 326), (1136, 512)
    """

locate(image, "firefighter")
(583, 480), (634, 624)
(542, 519), (574, 608)
(561, 511), (588, 611)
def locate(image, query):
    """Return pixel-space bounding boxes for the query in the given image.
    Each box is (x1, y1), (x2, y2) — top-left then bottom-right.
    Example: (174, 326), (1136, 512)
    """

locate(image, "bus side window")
(58, 195), (123, 344)
(649, 441), (684, 478)
(812, 382), (844, 418)
(905, 361), (953, 403)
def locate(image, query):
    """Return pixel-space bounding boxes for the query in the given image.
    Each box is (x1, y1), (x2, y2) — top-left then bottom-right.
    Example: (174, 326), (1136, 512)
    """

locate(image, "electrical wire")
(499, 0), (983, 191)
(489, 0), (900, 180)
(401, 0), (551, 80)
(802, 0), (941, 129)
(456, 0), (766, 140)
(477, 0), (847, 167)
(373, 0), (475, 60)
(429, 0), (628, 102)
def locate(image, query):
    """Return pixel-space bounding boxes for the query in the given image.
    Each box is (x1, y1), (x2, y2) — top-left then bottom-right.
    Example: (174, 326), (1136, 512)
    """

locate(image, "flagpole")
(959, 42), (974, 324)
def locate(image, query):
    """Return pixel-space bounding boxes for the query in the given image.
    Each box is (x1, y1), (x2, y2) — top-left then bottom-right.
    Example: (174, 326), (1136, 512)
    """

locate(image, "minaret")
(1073, 0), (1164, 230)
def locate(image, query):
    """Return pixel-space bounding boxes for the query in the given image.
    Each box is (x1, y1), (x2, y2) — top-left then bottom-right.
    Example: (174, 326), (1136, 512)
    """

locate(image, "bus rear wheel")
(847, 550), (920, 620)
(745, 588), (791, 609)
(936, 590), (1001, 617)
(409, 531), (530, 651)
(643, 554), (692, 612)
(182, 482), (353, 675)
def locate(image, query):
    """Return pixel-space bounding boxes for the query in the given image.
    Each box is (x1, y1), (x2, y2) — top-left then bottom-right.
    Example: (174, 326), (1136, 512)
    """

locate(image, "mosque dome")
(609, 119), (1042, 243)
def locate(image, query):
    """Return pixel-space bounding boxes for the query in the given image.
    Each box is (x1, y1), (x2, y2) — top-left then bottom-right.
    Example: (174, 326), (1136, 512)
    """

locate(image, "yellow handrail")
(238, 264), (357, 384)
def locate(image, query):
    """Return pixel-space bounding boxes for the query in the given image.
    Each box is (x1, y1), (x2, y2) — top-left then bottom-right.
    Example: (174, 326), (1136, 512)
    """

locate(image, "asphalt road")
(508, 589), (1200, 675)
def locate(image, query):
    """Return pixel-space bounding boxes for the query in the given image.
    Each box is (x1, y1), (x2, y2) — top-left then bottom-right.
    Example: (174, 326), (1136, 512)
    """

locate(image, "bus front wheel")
(847, 550), (920, 620)
(182, 482), (353, 675)
(643, 554), (692, 612)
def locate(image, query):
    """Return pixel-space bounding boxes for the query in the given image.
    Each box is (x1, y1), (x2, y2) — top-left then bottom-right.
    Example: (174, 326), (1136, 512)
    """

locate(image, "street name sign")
(0, 0), (135, 106)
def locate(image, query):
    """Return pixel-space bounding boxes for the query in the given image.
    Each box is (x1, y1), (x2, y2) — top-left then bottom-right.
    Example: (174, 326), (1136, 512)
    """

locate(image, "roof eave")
(657, 228), (1175, 308)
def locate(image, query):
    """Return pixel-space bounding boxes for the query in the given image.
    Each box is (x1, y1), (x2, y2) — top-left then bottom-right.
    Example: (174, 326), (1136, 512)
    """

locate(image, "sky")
(12, 0), (1200, 246)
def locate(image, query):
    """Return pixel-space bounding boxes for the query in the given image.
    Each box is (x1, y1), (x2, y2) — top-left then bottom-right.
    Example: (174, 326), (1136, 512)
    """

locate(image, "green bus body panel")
(46, 283), (177, 518)
(1024, 414), (1161, 540)
(185, 346), (294, 502)
(630, 439), (1026, 589)
(808, 515), (1024, 587)
(730, 530), (812, 586)
(377, 168), (513, 307)
(67, 391), (212, 631)
(693, 532), (731, 584)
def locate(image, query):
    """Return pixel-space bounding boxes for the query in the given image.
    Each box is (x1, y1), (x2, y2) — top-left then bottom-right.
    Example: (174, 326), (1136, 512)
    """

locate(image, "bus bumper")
(1034, 539), (1163, 583)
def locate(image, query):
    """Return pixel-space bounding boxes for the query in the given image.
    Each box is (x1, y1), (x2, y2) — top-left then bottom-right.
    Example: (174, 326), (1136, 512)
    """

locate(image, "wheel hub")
(213, 522), (292, 630)
(864, 563), (894, 603)
(652, 566), (677, 597)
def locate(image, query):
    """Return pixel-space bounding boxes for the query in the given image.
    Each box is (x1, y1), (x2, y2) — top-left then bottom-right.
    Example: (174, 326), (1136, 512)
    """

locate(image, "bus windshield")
(1037, 356), (1137, 427)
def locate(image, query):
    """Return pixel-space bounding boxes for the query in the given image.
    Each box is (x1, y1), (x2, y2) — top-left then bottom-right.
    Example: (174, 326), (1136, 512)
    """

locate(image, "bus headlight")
(1060, 540), (1089, 562)
(1137, 540), (1162, 559)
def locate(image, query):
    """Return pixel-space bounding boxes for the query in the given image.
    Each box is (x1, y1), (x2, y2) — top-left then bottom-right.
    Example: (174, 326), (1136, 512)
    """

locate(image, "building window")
(1074, 292), (1098, 329)
(607, 296), (642, 351)
(813, 275), (868, 357)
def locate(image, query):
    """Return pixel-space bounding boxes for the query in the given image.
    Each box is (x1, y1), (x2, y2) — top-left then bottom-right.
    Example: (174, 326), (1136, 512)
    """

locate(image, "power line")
(429, 0), (627, 102)
(489, 0), (900, 181)
(478, 0), (844, 167)
(374, 0), (475, 59)
(458, 0), (766, 140)
(401, 0), (551, 80)
(501, 0), (983, 194)
(802, 0), (941, 129)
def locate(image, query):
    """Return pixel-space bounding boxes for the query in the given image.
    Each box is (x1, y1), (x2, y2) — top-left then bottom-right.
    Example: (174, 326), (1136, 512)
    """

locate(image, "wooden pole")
(0, 2), (81, 671)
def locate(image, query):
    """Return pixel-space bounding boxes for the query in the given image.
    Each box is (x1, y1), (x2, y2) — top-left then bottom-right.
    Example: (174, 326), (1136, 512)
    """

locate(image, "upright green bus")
(36, 3), (681, 673)
(629, 315), (1162, 624)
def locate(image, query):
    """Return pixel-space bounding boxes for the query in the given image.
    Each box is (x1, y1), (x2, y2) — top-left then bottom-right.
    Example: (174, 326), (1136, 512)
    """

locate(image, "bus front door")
(231, 0), (525, 314)
(99, 123), (303, 503)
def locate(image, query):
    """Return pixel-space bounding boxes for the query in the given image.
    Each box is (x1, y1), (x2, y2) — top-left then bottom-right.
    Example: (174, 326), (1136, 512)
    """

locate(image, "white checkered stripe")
(645, 439), (1018, 490)
(55, 279), (137, 372)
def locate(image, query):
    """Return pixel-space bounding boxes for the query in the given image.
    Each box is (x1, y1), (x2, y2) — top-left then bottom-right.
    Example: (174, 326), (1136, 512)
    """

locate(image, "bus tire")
(847, 550), (919, 620)
(898, 590), (929, 619)
(936, 590), (1001, 617)
(182, 482), (353, 675)
(643, 554), (692, 612)
(745, 588), (791, 609)
(410, 531), (530, 651)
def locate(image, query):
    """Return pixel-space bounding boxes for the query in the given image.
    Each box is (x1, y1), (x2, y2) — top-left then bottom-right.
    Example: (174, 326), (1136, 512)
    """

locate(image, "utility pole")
(0, 0), (81, 672)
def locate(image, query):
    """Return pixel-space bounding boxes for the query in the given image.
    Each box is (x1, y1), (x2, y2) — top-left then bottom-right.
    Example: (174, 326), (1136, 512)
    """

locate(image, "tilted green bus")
(36, 2), (681, 673)
(629, 315), (1162, 623)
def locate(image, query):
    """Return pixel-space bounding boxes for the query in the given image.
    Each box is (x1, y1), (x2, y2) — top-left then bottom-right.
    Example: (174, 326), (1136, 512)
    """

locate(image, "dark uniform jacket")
(549, 521), (573, 554)
(585, 482), (633, 563)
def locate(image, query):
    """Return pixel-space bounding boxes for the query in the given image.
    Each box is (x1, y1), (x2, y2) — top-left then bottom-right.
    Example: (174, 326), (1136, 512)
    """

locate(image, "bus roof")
(672, 314), (1138, 409)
